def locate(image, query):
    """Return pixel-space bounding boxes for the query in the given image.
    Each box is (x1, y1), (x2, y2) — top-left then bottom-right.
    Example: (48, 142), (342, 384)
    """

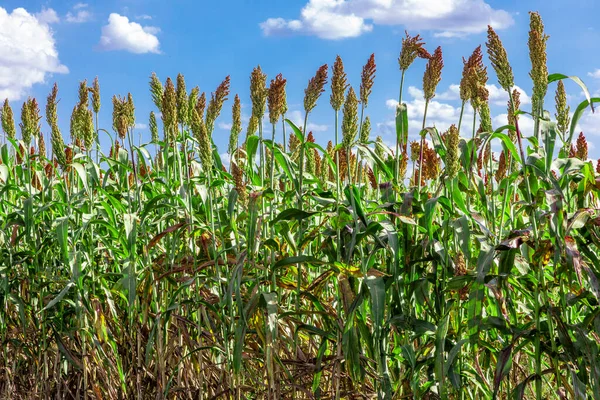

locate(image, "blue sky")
(2, 0), (600, 161)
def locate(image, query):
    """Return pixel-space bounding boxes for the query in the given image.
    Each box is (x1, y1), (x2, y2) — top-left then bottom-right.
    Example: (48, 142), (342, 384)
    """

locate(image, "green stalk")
(417, 99), (430, 191)
(396, 70), (406, 184)
(296, 111), (309, 314)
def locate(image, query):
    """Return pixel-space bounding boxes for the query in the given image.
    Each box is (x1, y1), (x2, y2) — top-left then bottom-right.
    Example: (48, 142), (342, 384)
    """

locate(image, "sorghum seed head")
(250, 66), (268, 120)
(399, 31), (430, 71)
(445, 124), (460, 179)
(268, 73), (287, 125)
(576, 132), (588, 160)
(569, 144), (576, 158)
(46, 85), (66, 166)
(112, 95), (129, 140)
(507, 89), (521, 138)
(91, 76), (101, 114)
(149, 72), (164, 112)
(20, 99), (34, 145)
(229, 94), (242, 155)
(191, 108), (212, 170)
(367, 165), (377, 189)
(555, 80), (570, 136)
(176, 73), (189, 125)
(423, 46), (444, 101)
(330, 56), (347, 111)
(341, 87), (359, 148)
(206, 75), (231, 134)
(77, 80), (89, 109)
(360, 53), (376, 106)
(375, 136), (385, 160)
(360, 116), (371, 144)
(399, 149), (408, 179)
(161, 77), (177, 142)
(196, 92), (206, 119)
(246, 114), (259, 144)
(528, 11), (549, 115)
(410, 140), (420, 162)
(496, 150), (507, 182)
(83, 108), (95, 150)
(1, 99), (16, 140)
(38, 134), (46, 159)
(479, 102), (492, 133)
(486, 26), (514, 91)
(304, 64), (328, 113)
(126, 93), (135, 128)
(149, 111), (158, 143)
(187, 86), (200, 125)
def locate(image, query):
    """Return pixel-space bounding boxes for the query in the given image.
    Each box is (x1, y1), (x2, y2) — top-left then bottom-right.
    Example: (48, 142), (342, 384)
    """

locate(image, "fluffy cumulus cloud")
(35, 8), (60, 24)
(99, 13), (160, 54)
(382, 86), (473, 138)
(260, 0), (512, 40)
(287, 110), (329, 132)
(588, 69), (600, 79)
(0, 7), (68, 100)
(422, 83), (530, 106)
(66, 7), (92, 23)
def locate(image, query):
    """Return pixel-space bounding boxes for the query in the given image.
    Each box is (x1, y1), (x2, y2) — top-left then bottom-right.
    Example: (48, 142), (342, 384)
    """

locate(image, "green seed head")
(161, 77), (177, 143)
(360, 116), (371, 144)
(78, 80), (89, 109)
(2, 98), (16, 140)
(206, 76), (231, 135)
(229, 94), (242, 155)
(250, 66), (268, 120)
(555, 80), (570, 136)
(45, 84), (66, 166)
(528, 11), (549, 115)
(196, 92), (206, 120)
(445, 124), (460, 179)
(375, 136), (385, 160)
(91, 76), (101, 114)
(192, 108), (212, 170)
(176, 73), (189, 125)
(149, 112), (158, 143)
(149, 72), (164, 113)
(187, 86), (200, 125)
(341, 87), (359, 148)
(83, 108), (95, 150)
(486, 26), (514, 91)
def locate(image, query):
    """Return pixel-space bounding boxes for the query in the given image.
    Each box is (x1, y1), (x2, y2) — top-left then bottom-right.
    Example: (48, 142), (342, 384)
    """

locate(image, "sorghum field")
(1, 11), (600, 400)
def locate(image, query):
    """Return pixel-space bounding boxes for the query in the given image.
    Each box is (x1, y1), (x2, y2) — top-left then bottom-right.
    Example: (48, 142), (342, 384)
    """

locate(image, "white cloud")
(219, 122), (233, 130)
(260, 0), (512, 40)
(136, 15), (153, 20)
(487, 84), (530, 106)
(99, 13), (160, 54)
(73, 3), (88, 10)
(66, 10), (91, 23)
(35, 8), (59, 24)
(588, 69), (600, 79)
(287, 110), (329, 132)
(134, 123), (147, 130)
(220, 152), (231, 169)
(0, 7), (68, 100)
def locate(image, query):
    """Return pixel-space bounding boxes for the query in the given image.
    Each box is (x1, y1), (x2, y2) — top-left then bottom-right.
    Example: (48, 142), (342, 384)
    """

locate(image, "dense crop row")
(1, 11), (600, 400)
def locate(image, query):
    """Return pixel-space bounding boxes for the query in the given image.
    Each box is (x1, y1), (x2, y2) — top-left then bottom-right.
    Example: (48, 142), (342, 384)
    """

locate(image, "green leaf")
(285, 118), (305, 143)
(42, 282), (75, 312)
